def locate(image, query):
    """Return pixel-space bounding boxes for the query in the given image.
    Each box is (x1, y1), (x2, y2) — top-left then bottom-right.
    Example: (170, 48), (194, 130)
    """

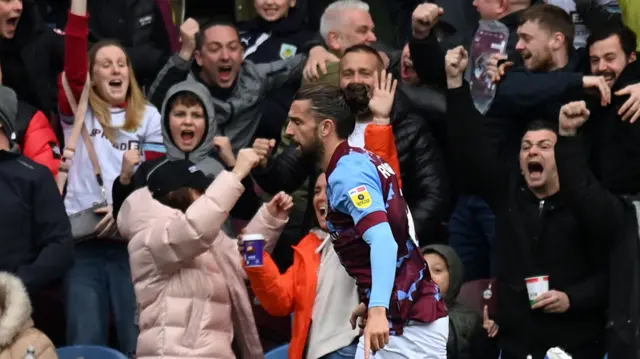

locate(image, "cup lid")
(243, 234), (265, 241)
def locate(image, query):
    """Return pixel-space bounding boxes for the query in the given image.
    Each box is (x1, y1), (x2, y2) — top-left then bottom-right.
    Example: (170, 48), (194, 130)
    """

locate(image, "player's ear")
(319, 119), (331, 137)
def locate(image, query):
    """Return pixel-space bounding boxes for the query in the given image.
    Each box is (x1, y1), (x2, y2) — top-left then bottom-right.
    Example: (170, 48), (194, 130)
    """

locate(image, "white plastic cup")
(525, 275), (549, 306)
(243, 234), (265, 267)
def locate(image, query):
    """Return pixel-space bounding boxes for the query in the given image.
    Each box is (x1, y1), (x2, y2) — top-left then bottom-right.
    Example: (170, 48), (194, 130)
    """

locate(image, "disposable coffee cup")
(525, 275), (549, 306)
(243, 234), (265, 267)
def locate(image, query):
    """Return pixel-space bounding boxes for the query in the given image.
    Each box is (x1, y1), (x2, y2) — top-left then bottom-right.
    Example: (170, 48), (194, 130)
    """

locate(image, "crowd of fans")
(1, 0), (640, 358)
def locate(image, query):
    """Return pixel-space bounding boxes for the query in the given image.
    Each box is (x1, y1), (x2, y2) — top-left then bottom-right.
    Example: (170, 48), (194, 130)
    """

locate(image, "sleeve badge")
(348, 185), (372, 209)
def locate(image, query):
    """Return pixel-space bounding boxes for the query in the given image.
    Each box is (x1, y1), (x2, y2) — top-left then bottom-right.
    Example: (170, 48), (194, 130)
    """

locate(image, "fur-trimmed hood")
(0, 273), (32, 347)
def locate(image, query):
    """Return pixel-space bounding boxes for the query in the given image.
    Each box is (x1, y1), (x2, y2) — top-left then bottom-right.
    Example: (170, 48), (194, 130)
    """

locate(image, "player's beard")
(296, 132), (325, 167)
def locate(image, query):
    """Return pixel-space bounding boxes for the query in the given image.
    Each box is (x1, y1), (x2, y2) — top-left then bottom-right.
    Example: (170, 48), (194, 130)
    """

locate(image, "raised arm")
(556, 101), (626, 241)
(445, 46), (508, 210)
(118, 149), (261, 274)
(409, 3), (447, 90)
(58, 0), (89, 117)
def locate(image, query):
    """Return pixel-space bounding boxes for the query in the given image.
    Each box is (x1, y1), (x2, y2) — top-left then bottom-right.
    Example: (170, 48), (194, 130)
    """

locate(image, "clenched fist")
(252, 138), (276, 168)
(445, 46), (469, 88)
(559, 101), (590, 137)
(232, 148), (261, 180)
(179, 18), (200, 60)
(412, 3), (444, 40)
(120, 149), (142, 185)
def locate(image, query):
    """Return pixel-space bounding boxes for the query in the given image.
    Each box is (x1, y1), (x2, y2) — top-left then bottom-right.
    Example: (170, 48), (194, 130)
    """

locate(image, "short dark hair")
(168, 91), (204, 110)
(587, 22), (638, 58)
(157, 187), (203, 213)
(519, 4), (575, 54)
(343, 44), (384, 67)
(294, 84), (357, 139)
(195, 18), (240, 50)
(524, 119), (558, 136)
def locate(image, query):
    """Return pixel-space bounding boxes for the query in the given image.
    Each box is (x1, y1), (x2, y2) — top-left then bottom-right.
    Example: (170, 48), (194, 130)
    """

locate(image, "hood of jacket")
(423, 244), (464, 308)
(0, 272), (32, 347)
(159, 79), (225, 177)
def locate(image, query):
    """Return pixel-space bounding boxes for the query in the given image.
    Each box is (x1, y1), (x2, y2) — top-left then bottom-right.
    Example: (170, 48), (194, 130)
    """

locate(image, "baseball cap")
(147, 160), (213, 199)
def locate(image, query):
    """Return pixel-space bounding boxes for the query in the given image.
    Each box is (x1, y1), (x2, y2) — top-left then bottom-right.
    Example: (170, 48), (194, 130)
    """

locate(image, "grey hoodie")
(158, 79), (225, 177)
(424, 244), (486, 359)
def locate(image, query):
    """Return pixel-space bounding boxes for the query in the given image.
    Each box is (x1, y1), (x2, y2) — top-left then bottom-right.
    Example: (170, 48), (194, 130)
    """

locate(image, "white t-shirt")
(347, 121), (370, 148)
(61, 105), (163, 215)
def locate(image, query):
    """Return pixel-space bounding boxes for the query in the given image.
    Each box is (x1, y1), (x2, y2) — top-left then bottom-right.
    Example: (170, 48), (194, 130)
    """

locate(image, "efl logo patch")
(348, 185), (372, 209)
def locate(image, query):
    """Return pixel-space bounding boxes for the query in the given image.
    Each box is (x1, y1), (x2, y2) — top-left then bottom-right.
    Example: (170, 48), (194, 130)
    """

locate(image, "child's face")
(424, 253), (450, 297)
(169, 102), (207, 153)
(254, 0), (295, 22)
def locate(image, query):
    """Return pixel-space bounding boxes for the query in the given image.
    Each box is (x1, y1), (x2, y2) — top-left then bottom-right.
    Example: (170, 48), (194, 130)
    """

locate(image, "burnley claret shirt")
(325, 141), (448, 335)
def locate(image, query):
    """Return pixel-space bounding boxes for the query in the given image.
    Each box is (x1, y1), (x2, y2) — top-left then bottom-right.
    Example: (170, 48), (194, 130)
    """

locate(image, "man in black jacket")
(253, 44), (449, 246)
(446, 45), (619, 359)
(0, 86), (73, 297)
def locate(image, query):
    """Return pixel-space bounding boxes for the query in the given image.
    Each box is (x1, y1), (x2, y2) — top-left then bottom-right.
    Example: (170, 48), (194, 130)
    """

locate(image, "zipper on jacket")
(538, 200), (545, 215)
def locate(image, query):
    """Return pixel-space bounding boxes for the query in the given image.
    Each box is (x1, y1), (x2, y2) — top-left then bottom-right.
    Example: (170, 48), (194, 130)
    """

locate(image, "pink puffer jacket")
(117, 171), (287, 359)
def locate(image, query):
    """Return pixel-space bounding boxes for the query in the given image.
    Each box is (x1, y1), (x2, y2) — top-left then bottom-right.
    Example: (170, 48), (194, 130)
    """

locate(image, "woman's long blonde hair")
(88, 40), (147, 144)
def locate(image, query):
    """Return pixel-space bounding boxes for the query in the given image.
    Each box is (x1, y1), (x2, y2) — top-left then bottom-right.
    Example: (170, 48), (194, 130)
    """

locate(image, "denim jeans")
(448, 195), (497, 281)
(320, 341), (358, 359)
(64, 241), (138, 355)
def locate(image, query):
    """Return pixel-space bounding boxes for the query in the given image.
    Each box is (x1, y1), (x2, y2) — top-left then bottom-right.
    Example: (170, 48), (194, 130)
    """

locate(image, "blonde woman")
(59, 0), (163, 355)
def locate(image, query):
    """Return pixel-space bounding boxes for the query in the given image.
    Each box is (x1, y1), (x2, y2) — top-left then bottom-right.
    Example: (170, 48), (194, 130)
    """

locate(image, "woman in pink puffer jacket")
(117, 150), (292, 359)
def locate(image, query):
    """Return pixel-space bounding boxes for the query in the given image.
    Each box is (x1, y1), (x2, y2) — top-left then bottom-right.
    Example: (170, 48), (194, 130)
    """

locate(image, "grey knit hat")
(0, 86), (17, 143)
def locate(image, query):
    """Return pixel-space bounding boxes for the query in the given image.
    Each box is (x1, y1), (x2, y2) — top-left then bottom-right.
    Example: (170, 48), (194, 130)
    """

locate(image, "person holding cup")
(445, 45), (627, 359)
(116, 148), (293, 359)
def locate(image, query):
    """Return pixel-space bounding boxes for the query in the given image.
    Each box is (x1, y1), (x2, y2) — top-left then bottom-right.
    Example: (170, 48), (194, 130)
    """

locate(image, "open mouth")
(109, 80), (123, 89)
(6, 16), (19, 28)
(527, 161), (544, 178)
(218, 65), (232, 81)
(320, 205), (327, 217)
(180, 129), (195, 142)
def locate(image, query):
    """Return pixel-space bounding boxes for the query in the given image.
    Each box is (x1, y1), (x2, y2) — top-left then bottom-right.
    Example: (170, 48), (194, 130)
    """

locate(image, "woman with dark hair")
(58, 0), (164, 353)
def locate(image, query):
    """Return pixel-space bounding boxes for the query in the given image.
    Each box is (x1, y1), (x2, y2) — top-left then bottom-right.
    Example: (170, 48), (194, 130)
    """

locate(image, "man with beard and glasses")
(446, 45), (620, 359)
(285, 83), (449, 359)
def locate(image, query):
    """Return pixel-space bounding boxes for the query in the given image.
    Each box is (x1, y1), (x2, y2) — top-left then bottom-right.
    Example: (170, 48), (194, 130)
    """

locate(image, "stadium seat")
(56, 345), (128, 359)
(265, 344), (289, 359)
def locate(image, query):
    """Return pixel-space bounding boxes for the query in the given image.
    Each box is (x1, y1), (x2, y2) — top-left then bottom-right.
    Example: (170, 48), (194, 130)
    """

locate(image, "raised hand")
(559, 101), (590, 137)
(303, 46), (340, 82)
(369, 69), (398, 125)
(213, 136), (236, 167)
(232, 148), (261, 180)
(412, 3), (444, 40)
(445, 46), (469, 88)
(266, 191), (294, 220)
(120, 149), (141, 185)
(582, 76), (611, 107)
(252, 138), (276, 168)
(179, 18), (200, 61)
